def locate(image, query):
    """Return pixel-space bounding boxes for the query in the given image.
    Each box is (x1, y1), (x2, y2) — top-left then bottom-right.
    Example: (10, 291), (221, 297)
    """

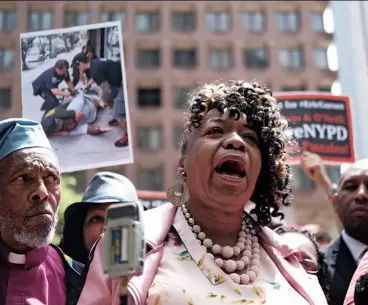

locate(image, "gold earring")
(167, 175), (190, 207)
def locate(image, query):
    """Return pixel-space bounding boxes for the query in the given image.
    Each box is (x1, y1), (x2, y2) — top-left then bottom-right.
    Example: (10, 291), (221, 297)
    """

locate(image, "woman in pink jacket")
(78, 81), (328, 305)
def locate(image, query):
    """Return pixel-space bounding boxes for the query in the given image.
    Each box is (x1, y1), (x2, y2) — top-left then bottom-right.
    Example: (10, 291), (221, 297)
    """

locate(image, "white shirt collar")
(342, 230), (368, 262)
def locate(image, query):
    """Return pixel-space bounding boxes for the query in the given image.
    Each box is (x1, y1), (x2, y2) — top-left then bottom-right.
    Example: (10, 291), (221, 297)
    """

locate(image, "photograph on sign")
(20, 21), (133, 173)
(275, 93), (355, 164)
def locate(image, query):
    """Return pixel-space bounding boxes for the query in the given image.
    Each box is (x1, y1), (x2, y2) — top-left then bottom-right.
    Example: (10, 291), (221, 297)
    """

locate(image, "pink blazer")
(77, 203), (327, 305)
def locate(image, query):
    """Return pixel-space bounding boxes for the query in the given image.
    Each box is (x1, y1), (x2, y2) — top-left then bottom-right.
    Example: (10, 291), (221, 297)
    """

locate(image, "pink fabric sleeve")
(77, 235), (120, 305)
(344, 252), (368, 305)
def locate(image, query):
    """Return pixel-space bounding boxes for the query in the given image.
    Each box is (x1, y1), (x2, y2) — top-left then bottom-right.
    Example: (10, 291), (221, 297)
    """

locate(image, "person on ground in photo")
(59, 171), (139, 264)
(0, 118), (83, 305)
(41, 89), (110, 137)
(32, 59), (76, 115)
(78, 55), (129, 147)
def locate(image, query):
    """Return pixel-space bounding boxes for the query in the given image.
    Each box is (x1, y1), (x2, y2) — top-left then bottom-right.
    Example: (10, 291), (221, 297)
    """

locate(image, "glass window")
(174, 126), (184, 150)
(100, 11), (125, 30)
(137, 167), (164, 191)
(0, 48), (15, 69)
(172, 12), (195, 31)
(279, 48), (304, 68)
(276, 11), (299, 32)
(310, 11), (324, 32)
(209, 49), (232, 69)
(137, 126), (163, 151)
(137, 88), (161, 107)
(206, 12), (231, 32)
(173, 49), (197, 68)
(64, 12), (89, 27)
(313, 49), (328, 69)
(0, 88), (11, 109)
(136, 12), (160, 33)
(137, 49), (160, 68)
(244, 48), (269, 68)
(292, 166), (315, 191)
(173, 87), (191, 109)
(0, 11), (16, 31)
(28, 11), (53, 31)
(241, 11), (265, 32)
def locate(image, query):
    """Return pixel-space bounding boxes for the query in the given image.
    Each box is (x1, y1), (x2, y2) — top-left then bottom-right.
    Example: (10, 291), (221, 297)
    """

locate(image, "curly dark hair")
(180, 80), (293, 226)
(276, 226), (332, 305)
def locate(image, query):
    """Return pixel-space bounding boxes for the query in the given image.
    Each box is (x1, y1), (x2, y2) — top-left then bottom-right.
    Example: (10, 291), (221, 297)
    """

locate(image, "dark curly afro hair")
(276, 226), (332, 305)
(180, 80), (294, 226)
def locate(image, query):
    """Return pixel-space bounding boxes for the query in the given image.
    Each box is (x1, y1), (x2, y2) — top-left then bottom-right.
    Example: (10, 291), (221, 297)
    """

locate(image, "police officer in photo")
(71, 42), (98, 88)
(32, 59), (76, 114)
(77, 55), (129, 147)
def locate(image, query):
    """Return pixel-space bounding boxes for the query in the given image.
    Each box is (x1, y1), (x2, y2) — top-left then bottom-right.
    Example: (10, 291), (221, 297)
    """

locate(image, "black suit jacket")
(323, 236), (357, 305)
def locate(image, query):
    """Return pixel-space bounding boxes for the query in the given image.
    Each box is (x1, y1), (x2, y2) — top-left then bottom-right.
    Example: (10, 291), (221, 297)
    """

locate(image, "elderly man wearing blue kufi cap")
(0, 118), (82, 305)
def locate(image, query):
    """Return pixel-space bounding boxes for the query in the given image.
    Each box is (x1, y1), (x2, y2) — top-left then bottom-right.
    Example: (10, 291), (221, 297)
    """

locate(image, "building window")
(173, 49), (196, 68)
(137, 49), (160, 68)
(64, 12), (89, 27)
(137, 167), (164, 191)
(280, 85), (306, 92)
(137, 126), (162, 151)
(173, 87), (191, 109)
(326, 166), (340, 185)
(0, 48), (15, 70)
(292, 166), (315, 191)
(172, 12), (195, 31)
(28, 11), (53, 31)
(0, 10), (16, 31)
(174, 126), (184, 150)
(206, 12), (231, 32)
(276, 11), (299, 32)
(241, 11), (265, 32)
(137, 88), (161, 107)
(317, 85), (331, 92)
(313, 49), (328, 69)
(279, 48), (303, 68)
(136, 12), (160, 33)
(0, 88), (11, 109)
(101, 11), (125, 29)
(310, 11), (324, 33)
(209, 48), (232, 70)
(244, 48), (269, 69)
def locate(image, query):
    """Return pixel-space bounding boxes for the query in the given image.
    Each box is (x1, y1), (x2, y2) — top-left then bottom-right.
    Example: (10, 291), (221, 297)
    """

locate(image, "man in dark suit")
(324, 159), (368, 305)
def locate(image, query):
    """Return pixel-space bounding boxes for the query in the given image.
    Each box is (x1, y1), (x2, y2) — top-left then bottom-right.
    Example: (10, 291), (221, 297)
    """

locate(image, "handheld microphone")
(102, 201), (145, 305)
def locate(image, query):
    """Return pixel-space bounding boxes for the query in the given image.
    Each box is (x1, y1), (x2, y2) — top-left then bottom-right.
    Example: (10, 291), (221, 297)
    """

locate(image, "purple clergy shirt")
(0, 240), (66, 305)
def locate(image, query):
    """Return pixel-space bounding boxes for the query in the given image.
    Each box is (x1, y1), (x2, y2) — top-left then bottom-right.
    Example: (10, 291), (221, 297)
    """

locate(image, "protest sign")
(275, 92), (355, 164)
(20, 22), (133, 173)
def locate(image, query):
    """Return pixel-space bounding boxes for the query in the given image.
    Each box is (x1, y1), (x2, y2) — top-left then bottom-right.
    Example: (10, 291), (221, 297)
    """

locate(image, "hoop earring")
(167, 175), (190, 207)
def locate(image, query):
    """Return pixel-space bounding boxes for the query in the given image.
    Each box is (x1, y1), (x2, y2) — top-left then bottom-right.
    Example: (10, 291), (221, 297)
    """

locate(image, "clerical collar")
(0, 239), (49, 268)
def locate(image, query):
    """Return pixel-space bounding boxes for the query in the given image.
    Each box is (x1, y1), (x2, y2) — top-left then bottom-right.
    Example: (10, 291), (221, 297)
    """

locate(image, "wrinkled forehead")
(0, 147), (59, 174)
(339, 164), (368, 186)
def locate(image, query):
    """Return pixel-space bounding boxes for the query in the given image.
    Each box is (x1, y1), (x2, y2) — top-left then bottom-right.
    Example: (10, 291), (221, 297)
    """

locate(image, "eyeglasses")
(300, 258), (319, 274)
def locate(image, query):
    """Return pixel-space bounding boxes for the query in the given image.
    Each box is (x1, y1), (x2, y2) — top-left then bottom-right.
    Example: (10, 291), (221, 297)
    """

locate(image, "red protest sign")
(275, 93), (355, 164)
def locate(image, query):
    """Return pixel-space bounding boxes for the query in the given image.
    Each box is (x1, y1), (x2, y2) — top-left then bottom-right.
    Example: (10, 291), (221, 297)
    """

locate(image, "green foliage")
(53, 174), (83, 245)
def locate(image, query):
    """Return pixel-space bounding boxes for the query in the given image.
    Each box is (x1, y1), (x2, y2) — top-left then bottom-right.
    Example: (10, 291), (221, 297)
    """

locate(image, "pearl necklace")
(181, 204), (261, 285)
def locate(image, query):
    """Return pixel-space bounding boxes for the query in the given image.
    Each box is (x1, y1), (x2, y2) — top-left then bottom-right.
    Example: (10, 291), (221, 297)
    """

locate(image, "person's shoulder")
(322, 236), (342, 256)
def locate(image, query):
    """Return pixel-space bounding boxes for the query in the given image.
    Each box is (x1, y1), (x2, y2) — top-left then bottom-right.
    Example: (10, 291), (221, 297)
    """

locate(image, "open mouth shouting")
(214, 155), (247, 185)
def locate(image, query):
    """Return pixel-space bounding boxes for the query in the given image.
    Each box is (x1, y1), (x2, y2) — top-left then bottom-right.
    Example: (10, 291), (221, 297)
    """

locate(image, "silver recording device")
(103, 201), (145, 278)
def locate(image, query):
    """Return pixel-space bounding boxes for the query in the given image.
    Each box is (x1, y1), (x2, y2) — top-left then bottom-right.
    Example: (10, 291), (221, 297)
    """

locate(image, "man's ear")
(331, 193), (338, 212)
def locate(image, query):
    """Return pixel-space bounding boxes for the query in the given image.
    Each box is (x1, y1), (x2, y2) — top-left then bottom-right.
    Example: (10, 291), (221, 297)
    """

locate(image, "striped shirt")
(344, 251), (368, 305)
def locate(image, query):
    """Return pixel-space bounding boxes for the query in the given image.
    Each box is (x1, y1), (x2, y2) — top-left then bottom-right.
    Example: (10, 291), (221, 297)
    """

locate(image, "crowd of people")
(1, 80), (368, 305)
(32, 41), (128, 147)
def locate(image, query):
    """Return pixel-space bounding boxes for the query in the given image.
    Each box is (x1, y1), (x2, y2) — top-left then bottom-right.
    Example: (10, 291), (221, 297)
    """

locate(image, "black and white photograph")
(20, 21), (133, 172)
